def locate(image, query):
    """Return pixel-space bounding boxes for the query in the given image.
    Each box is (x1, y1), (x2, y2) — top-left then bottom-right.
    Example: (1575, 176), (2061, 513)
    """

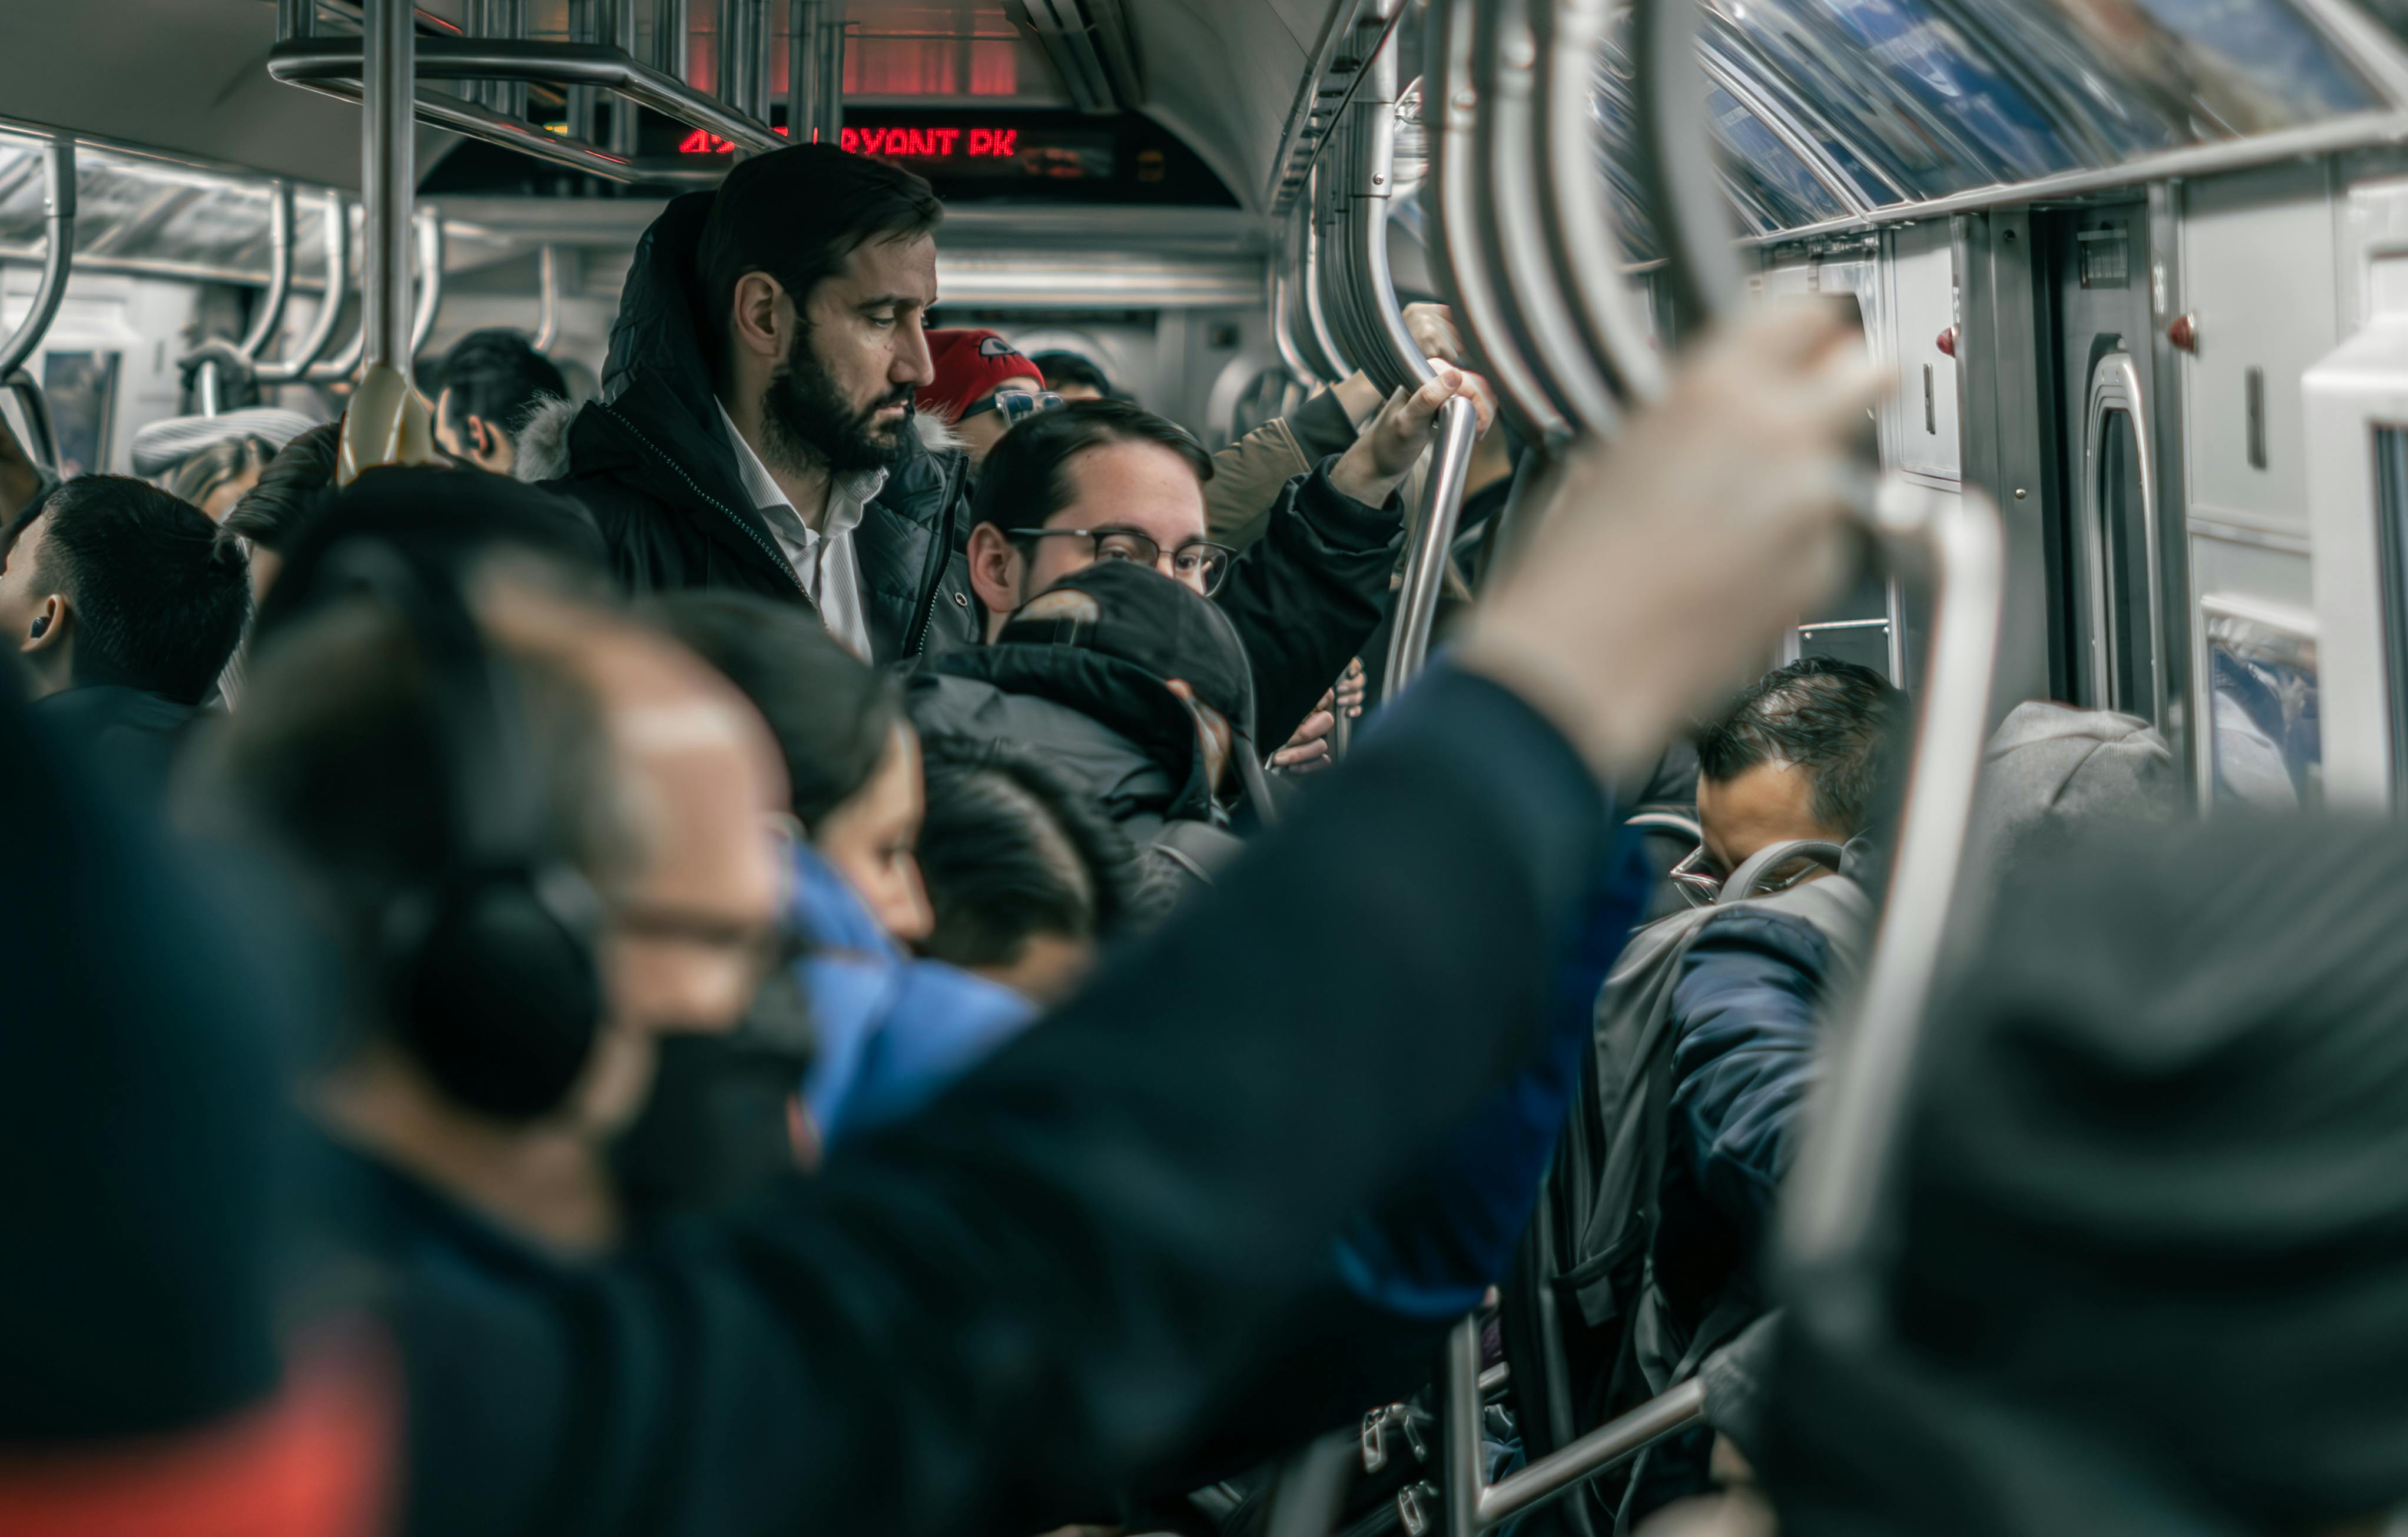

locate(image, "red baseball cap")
(919, 329), (1047, 424)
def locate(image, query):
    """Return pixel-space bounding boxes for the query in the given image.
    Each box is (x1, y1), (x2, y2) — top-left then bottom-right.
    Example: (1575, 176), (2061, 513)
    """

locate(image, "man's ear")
(965, 522), (1022, 630)
(469, 415), (501, 463)
(21, 593), (65, 655)
(728, 271), (791, 371)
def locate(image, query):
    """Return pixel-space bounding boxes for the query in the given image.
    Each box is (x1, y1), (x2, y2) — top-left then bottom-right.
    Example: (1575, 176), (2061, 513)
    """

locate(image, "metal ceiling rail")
(256, 190), (353, 384)
(1423, 0), (1565, 448)
(1536, 0), (1663, 405)
(530, 243), (562, 355)
(267, 35), (780, 185)
(1269, 0), (1410, 214)
(1752, 107), (2408, 248)
(1698, 48), (1870, 221)
(0, 134), (76, 384)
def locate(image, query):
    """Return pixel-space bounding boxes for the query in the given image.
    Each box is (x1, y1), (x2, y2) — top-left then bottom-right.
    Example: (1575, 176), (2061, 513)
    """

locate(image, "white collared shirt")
(717, 404), (884, 661)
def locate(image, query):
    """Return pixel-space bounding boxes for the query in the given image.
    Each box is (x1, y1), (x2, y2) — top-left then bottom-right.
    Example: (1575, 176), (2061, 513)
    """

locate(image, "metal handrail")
(305, 208), (440, 383)
(1378, 396), (1478, 701)
(530, 243), (562, 355)
(406, 206), (445, 366)
(1270, 261), (1318, 388)
(1480, 0), (1624, 434)
(0, 134), (77, 384)
(4, 368), (59, 480)
(267, 35), (774, 185)
(1284, 206), (1345, 384)
(1424, 0), (1565, 448)
(256, 190), (353, 384)
(237, 181), (297, 363)
(1345, 38), (1429, 399)
(1534, 0), (1664, 404)
(1299, 168), (1356, 382)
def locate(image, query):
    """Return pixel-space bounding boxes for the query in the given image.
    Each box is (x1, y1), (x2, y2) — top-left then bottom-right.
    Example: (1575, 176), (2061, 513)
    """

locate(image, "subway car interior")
(9, 1), (2408, 1535)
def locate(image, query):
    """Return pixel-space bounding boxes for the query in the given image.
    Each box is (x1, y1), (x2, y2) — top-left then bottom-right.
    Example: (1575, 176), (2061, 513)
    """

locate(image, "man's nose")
(895, 318), (936, 387)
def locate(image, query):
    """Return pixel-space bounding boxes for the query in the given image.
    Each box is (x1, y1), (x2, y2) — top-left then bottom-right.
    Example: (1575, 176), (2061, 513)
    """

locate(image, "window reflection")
(2207, 609), (2321, 811)
(1708, 85), (1854, 228)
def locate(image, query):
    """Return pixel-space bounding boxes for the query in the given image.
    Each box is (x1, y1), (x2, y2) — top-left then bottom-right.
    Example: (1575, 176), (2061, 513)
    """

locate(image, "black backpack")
(1502, 841), (1872, 1533)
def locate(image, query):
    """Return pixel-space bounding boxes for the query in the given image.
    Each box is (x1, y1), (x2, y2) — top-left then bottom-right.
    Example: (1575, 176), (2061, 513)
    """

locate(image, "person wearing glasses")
(918, 328), (1064, 471)
(960, 386), (1482, 778)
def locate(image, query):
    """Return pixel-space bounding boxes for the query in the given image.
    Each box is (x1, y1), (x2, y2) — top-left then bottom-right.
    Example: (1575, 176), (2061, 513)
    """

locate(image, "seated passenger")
(0, 475), (249, 805)
(1532, 658), (1899, 1523)
(1030, 348), (1113, 401)
(1766, 813), (2408, 1537)
(915, 558), (1265, 884)
(917, 736), (1156, 1004)
(217, 420), (343, 607)
(130, 407), (320, 522)
(966, 390), (1466, 752)
(433, 327), (567, 476)
(918, 328), (1059, 470)
(522, 145), (976, 663)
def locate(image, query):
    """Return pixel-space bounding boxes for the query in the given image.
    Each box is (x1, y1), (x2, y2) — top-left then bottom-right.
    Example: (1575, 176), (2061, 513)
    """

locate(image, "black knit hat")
(996, 559), (1256, 742)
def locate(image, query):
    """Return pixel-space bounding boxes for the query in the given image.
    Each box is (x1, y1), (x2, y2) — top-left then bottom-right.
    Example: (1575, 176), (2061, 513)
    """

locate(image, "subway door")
(2177, 164), (2337, 812)
(1760, 248), (1906, 683)
(2304, 170), (2408, 812)
(2041, 202), (2174, 739)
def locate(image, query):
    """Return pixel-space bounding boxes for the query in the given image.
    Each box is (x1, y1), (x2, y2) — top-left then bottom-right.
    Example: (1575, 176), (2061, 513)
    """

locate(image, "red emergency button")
(1935, 324), (1959, 358)
(2168, 312), (2200, 353)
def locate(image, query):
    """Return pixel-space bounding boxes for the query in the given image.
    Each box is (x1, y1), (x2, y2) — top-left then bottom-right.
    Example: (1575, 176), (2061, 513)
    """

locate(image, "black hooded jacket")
(536, 191), (979, 663)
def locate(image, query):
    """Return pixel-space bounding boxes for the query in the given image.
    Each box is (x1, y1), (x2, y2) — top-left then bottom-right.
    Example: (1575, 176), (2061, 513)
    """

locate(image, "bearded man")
(534, 146), (973, 663)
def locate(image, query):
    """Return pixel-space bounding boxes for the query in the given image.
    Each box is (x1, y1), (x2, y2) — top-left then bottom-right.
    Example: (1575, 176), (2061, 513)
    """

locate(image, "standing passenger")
(433, 328), (568, 476)
(919, 328), (1059, 470)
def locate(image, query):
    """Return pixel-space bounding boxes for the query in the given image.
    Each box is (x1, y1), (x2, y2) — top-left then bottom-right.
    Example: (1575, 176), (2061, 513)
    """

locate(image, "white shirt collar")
(716, 403), (886, 540)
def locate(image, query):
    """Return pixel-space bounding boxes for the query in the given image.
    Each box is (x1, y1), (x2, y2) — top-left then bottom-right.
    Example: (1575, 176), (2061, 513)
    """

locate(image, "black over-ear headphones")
(315, 542), (605, 1121)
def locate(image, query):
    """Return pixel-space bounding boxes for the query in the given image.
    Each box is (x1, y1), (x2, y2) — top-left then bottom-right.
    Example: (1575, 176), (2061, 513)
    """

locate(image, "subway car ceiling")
(15, 0), (2408, 812)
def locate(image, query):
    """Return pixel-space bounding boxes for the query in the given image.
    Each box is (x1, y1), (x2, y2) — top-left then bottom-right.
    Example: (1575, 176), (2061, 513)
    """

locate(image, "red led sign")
(677, 125), (1020, 158)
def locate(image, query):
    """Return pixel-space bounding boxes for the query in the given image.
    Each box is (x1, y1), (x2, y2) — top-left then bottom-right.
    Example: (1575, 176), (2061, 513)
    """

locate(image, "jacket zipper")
(904, 451), (967, 658)
(596, 400), (808, 600)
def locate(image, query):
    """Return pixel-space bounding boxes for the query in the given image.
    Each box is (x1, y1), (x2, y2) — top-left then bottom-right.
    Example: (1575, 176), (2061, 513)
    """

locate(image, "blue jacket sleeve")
(1667, 908), (1832, 1243)
(1331, 824), (1650, 1320)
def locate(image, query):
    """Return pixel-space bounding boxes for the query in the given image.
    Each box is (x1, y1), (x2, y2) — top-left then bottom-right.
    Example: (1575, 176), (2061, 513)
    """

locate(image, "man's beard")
(760, 328), (915, 477)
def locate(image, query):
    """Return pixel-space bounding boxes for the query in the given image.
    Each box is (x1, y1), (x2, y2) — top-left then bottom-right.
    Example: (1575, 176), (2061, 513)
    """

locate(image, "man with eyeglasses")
(918, 328), (1063, 470)
(962, 385), (1480, 765)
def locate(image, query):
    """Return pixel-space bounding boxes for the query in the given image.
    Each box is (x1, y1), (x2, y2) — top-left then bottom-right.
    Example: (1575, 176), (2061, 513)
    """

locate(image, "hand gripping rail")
(254, 190), (353, 385)
(0, 134), (77, 388)
(1421, 2), (2005, 1531)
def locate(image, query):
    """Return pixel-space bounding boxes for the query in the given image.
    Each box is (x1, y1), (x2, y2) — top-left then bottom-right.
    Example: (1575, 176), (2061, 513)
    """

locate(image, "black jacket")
(908, 645), (1218, 845)
(538, 191), (979, 663)
(354, 668), (1610, 1537)
(33, 685), (195, 811)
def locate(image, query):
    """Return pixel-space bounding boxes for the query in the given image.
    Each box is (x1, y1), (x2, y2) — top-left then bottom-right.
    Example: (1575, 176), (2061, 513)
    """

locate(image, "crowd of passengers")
(4, 141), (2403, 1537)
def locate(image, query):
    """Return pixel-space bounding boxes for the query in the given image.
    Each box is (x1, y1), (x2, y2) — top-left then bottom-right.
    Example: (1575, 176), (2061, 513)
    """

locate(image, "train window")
(2204, 599), (2323, 811)
(1706, 85), (1852, 231)
(1702, 0), (2078, 200)
(41, 351), (120, 480)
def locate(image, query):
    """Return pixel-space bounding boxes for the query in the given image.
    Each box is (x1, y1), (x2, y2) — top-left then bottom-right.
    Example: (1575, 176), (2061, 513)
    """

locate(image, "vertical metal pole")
(361, 0), (416, 382)
(719, 0), (771, 121)
(606, 0), (641, 155)
(278, 0), (315, 41)
(568, 0), (599, 144)
(788, 0), (824, 141)
(814, 2), (846, 144)
(652, 0), (692, 80)
(1381, 395), (1479, 700)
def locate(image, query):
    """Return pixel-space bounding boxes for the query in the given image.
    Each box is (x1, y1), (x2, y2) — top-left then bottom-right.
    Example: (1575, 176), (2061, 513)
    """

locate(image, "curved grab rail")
(1282, 207), (1344, 384)
(1536, 0), (1666, 404)
(256, 190), (353, 384)
(530, 243), (562, 356)
(1270, 261), (1318, 388)
(4, 369), (59, 481)
(237, 181), (297, 363)
(307, 208), (439, 385)
(1300, 165), (1356, 383)
(1423, 0), (1565, 449)
(1346, 37), (1437, 399)
(1482, 0), (1626, 433)
(0, 135), (78, 384)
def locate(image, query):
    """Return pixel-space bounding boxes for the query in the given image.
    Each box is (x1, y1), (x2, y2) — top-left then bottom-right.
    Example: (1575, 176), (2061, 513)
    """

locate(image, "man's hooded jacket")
(528, 190), (980, 663)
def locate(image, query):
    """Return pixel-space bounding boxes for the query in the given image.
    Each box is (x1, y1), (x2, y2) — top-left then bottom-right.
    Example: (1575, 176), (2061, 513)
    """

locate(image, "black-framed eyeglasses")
(961, 388), (1063, 426)
(1000, 525), (1236, 596)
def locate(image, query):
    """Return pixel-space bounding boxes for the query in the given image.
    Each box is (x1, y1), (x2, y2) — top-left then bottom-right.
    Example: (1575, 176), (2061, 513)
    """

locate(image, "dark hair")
(1694, 656), (1905, 836)
(217, 420), (341, 556)
(695, 144), (946, 381)
(437, 328), (568, 443)
(915, 737), (1146, 968)
(970, 397), (1215, 538)
(223, 594), (636, 1056)
(164, 436), (277, 510)
(12, 475), (250, 705)
(646, 589), (904, 827)
(1029, 350), (1113, 397)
